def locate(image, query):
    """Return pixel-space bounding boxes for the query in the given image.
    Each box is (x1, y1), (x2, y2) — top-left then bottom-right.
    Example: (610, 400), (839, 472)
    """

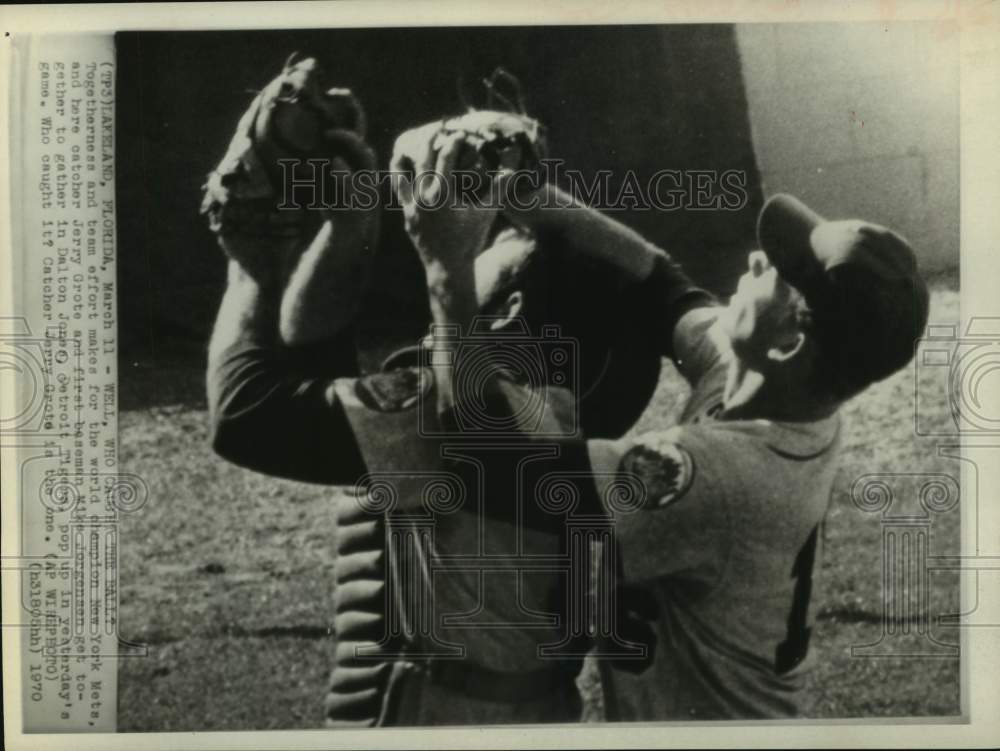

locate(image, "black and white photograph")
(2, 2), (999, 748)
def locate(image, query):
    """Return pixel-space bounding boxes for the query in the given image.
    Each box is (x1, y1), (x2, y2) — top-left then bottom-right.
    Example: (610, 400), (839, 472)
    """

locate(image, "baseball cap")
(757, 193), (930, 396)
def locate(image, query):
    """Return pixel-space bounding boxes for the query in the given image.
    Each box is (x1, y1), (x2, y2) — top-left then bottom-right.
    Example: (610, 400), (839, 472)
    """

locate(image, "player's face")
(722, 250), (805, 367)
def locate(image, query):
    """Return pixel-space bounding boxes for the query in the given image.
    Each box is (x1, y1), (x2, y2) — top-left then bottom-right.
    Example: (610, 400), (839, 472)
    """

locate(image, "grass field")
(118, 275), (960, 730)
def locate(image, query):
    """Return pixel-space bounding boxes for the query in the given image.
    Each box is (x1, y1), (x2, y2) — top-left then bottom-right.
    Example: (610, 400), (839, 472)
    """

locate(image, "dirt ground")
(117, 276), (960, 730)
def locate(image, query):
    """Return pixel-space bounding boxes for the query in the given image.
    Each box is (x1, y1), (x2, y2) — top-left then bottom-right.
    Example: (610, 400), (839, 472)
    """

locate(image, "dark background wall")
(116, 25), (762, 377)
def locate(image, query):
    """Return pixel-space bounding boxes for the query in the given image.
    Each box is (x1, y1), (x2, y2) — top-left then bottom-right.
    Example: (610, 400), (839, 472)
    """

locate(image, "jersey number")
(775, 526), (818, 675)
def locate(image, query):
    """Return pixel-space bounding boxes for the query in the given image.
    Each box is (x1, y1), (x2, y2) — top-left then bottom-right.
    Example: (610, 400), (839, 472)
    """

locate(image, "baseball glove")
(392, 66), (545, 200)
(390, 108), (545, 201)
(441, 67), (547, 180)
(202, 55), (376, 341)
(436, 109), (545, 176)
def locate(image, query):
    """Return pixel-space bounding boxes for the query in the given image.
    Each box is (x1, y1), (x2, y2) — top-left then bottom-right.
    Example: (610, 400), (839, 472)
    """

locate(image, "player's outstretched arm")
(201, 56), (376, 347)
(203, 57), (371, 485)
(508, 182), (718, 363)
(506, 182), (663, 282)
(205, 257), (366, 485)
(278, 125), (378, 346)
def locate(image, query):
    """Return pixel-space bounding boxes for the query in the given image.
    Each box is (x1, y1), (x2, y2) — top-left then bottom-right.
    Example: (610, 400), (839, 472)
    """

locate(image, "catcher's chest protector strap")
(325, 367), (430, 725)
(334, 367), (589, 676)
(325, 366), (439, 727)
(334, 367), (443, 474)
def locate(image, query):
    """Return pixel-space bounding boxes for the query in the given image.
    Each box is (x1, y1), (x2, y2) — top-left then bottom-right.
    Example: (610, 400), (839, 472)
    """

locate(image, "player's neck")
(722, 357), (837, 422)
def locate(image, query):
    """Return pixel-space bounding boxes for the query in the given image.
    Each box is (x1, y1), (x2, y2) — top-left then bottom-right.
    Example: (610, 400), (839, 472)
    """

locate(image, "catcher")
(203, 58), (710, 725)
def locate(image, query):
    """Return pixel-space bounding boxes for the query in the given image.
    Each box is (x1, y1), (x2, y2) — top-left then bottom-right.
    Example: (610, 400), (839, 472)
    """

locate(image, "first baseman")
(420, 177), (931, 719)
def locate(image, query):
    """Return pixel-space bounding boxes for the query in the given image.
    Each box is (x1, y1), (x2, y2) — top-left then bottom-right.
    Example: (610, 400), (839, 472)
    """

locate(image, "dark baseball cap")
(757, 193), (930, 396)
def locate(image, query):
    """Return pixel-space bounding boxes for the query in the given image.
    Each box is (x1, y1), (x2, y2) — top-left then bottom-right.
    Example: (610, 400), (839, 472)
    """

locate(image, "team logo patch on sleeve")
(620, 431), (695, 509)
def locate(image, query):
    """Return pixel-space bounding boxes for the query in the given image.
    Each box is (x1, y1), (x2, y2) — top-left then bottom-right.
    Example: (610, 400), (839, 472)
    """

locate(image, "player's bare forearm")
(506, 183), (664, 282)
(425, 255), (479, 330)
(206, 259), (364, 483)
(279, 212), (375, 345)
(210, 261), (280, 355)
(424, 259), (478, 417)
(392, 124), (500, 416)
(511, 182), (717, 361)
(207, 262), (280, 419)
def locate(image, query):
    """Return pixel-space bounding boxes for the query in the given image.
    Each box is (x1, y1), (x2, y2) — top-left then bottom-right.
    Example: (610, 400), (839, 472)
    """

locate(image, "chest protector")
(332, 364), (588, 679)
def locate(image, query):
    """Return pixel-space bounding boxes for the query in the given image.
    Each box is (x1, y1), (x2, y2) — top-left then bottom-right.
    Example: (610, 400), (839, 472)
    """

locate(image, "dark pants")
(378, 660), (583, 726)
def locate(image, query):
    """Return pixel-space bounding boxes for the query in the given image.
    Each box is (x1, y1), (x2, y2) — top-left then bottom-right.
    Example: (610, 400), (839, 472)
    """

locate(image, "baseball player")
(203, 63), (707, 725)
(422, 176), (931, 719)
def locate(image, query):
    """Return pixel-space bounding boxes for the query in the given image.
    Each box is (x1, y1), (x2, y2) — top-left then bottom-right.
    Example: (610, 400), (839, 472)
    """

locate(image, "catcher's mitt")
(392, 109), (546, 203)
(393, 66), (545, 203)
(434, 109), (545, 177)
(201, 58), (369, 235)
(202, 55), (376, 342)
(441, 67), (547, 179)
